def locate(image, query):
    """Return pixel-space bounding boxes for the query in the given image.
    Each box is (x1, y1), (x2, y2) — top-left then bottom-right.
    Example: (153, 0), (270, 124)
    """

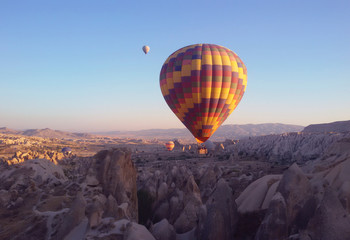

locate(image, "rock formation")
(197, 178), (238, 240)
(92, 148), (138, 221)
(0, 148), (145, 240)
(0, 129), (350, 239)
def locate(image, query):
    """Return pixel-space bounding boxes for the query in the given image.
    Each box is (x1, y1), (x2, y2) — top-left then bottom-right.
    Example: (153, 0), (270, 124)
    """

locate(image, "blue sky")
(1, 0), (349, 132)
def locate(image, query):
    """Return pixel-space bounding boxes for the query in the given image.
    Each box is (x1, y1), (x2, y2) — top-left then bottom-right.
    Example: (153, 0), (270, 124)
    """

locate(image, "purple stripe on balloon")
(167, 59), (175, 72)
(193, 103), (200, 109)
(212, 65), (223, 71)
(201, 64), (226, 73)
(174, 82), (182, 89)
(191, 70), (201, 76)
(216, 98), (226, 110)
(232, 72), (239, 78)
(209, 99), (219, 105)
(177, 52), (185, 57)
(202, 65), (213, 70)
(181, 76), (191, 82)
(169, 88), (177, 99)
(201, 98), (210, 104)
(223, 65), (231, 71)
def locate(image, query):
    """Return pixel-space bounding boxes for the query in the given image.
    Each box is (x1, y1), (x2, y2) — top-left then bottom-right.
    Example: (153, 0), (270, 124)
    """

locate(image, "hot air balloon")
(160, 44), (247, 144)
(62, 147), (72, 154)
(142, 45), (150, 54)
(165, 141), (175, 151)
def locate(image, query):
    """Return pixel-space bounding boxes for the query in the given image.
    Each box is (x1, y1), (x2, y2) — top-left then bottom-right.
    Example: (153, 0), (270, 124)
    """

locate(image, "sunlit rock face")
(6, 150), (65, 165)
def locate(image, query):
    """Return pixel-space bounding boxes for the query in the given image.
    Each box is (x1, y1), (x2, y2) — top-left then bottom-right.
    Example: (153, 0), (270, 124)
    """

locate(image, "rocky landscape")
(0, 121), (350, 240)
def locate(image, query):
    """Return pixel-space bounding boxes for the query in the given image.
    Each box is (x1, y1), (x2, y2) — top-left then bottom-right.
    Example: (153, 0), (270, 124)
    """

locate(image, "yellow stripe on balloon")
(192, 59), (201, 70)
(161, 84), (169, 96)
(221, 55), (231, 66)
(166, 76), (174, 92)
(211, 87), (222, 98)
(212, 54), (222, 65)
(181, 64), (192, 76)
(202, 53), (212, 65)
(238, 68), (244, 79)
(173, 71), (182, 83)
(193, 93), (201, 104)
(206, 45), (223, 128)
(202, 87), (212, 98)
(231, 61), (238, 72)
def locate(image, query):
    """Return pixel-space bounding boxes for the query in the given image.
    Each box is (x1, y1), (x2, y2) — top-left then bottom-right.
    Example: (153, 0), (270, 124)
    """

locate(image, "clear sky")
(1, 0), (349, 132)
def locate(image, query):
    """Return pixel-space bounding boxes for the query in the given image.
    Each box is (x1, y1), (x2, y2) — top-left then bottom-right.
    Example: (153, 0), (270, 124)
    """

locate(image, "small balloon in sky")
(142, 45), (150, 54)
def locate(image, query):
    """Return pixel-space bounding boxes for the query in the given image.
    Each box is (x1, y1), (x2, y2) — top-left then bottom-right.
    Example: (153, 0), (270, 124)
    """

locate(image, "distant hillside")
(212, 123), (304, 140)
(95, 128), (192, 139)
(303, 120), (350, 133)
(96, 123), (304, 141)
(0, 127), (20, 135)
(0, 127), (93, 139)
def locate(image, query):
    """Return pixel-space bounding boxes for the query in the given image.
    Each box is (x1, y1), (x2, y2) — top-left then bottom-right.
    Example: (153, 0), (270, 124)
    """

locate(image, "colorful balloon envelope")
(165, 141), (175, 151)
(160, 44), (247, 143)
(142, 45), (150, 54)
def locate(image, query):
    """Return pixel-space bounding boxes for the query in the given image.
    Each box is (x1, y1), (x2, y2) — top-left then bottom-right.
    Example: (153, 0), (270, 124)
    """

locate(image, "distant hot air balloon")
(142, 45), (150, 54)
(160, 44), (247, 143)
(165, 141), (175, 151)
(62, 147), (72, 154)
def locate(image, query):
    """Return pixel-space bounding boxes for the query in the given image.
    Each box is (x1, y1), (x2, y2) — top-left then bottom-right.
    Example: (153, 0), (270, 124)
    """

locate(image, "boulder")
(124, 222), (156, 240)
(338, 181), (350, 213)
(277, 163), (312, 231)
(157, 182), (168, 202)
(236, 175), (282, 213)
(153, 201), (170, 223)
(105, 194), (119, 218)
(324, 158), (350, 190)
(197, 178), (238, 240)
(306, 188), (350, 240)
(173, 176), (202, 233)
(93, 148), (138, 221)
(254, 192), (288, 240)
(87, 194), (106, 228)
(197, 165), (222, 202)
(56, 192), (86, 239)
(151, 218), (176, 240)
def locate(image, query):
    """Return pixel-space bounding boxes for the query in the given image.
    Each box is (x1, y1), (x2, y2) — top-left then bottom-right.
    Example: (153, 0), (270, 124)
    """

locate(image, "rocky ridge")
(229, 132), (350, 164)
